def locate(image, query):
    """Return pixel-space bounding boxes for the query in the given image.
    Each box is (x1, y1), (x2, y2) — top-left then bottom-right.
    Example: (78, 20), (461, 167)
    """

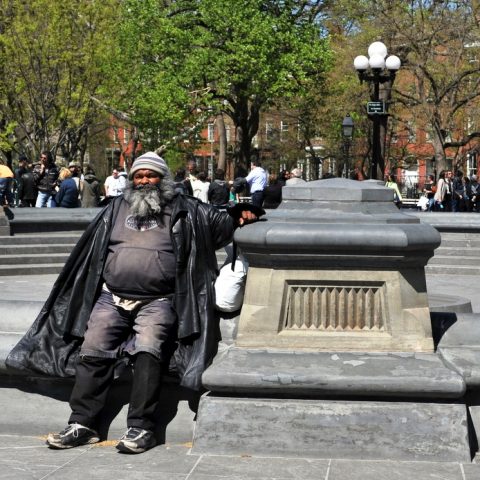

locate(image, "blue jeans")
(35, 190), (56, 208)
(80, 290), (177, 361)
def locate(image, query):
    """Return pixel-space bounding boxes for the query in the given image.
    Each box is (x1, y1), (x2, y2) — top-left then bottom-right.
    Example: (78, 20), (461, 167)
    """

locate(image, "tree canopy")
(106, 0), (332, 166)
(327, 0), (480, 174)
(0, 0), (119, 163)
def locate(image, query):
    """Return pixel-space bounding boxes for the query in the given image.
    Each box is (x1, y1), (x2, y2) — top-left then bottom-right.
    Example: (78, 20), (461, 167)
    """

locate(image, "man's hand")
(227, 203), (264, 226)
(238, 210), (257, 226)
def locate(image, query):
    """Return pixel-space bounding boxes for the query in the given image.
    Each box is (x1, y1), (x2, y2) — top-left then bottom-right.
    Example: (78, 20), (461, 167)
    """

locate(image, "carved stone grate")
(283, 282), (387, 332)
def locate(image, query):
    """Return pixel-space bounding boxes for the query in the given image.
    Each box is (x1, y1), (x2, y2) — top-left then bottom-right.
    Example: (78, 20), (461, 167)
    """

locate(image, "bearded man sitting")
(6, 152), (260, 454)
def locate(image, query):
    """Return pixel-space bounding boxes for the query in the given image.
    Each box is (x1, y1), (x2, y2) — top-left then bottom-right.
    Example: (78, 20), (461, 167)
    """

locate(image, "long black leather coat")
(6, 194), (236, 390)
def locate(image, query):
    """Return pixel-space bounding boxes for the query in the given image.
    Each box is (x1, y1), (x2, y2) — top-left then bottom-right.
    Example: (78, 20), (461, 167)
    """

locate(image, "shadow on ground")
(0, 371), (200, 444)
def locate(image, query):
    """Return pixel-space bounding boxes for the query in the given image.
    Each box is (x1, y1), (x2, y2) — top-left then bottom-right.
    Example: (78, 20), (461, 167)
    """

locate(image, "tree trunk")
(432, 131), (448, 175)
(230, 92), (261, 170)
(216, 114), (226, 171)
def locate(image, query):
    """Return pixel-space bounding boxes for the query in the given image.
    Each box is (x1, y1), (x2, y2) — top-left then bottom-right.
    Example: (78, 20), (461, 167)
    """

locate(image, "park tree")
(308, 0), (480, 178)
(392, 0), (480, 174)
(107, 0), (332, 169)
(0, 0), (120, 164)
(289, 0), (387, 178)
(344, 0), (480, 174)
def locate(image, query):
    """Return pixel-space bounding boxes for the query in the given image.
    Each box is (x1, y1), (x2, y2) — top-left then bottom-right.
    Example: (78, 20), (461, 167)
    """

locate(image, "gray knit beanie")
(129, 152), (170, 179)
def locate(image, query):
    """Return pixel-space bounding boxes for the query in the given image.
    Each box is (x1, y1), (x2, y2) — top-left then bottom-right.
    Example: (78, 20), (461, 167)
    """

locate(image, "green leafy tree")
(0, 0), (119, 163)
(107, 0), (332, 168)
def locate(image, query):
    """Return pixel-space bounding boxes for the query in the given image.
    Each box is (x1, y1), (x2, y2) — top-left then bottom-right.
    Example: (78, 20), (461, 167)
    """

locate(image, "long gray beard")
(123, 179), (175, 218)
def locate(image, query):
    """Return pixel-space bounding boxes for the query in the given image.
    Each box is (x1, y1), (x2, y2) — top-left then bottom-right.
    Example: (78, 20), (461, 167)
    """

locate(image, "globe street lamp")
(341, 114), (354, 178)
(354, 41), (401, 179)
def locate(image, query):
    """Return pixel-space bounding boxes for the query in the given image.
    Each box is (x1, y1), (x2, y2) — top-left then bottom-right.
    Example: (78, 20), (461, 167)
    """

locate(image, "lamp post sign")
(367, 101), (386, 115)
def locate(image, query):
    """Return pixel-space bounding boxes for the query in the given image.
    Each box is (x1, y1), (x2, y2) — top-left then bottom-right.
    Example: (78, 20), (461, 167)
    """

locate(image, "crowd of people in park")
(0, 152), (105, 209)
(0, 153), (271, 210)
(386, 169), (480, 213)
(3, 151), (478, 213)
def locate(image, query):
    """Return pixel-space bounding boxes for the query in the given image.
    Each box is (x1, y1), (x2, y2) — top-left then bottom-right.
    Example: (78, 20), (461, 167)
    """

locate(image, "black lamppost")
(354, 42), (401, 180)
(341, 114), (354, 178)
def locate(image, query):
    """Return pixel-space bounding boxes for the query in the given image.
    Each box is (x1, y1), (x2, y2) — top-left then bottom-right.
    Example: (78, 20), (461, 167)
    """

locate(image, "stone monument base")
(192, 348), (472, 462)
(192, 396), (471, 463)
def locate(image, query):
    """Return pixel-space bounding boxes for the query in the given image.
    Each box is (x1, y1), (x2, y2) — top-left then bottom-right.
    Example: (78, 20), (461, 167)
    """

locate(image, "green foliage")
(0, 0), (120, 159)
(106, 0), (332, 162)
(0, 121), (16, 152)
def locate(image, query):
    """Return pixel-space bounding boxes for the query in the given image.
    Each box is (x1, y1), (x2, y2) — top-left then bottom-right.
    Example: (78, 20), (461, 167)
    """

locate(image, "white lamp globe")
(368, 41), (387, 59)
(369, 54), (386, 69)
(353, 55), (369, 71)
(386, 55), (401, 71)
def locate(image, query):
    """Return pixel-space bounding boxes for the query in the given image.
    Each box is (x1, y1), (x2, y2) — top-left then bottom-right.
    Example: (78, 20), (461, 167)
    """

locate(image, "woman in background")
(384, 173), (403, 208)
(55, 167), (79, 208)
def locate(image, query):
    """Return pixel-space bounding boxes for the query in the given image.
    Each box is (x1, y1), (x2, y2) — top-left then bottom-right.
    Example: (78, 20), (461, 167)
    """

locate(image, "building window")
(123, 127), (129, 145)
(225, 125), (231, 142)
(207, 123), (215, 142)
(280, 121), (289, 140)
(265, 122), (274, 141)
(467, 152), (478, 177)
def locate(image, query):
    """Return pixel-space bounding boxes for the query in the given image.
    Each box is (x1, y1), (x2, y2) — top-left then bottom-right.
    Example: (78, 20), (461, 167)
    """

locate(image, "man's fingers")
(238, 211), (257, 226)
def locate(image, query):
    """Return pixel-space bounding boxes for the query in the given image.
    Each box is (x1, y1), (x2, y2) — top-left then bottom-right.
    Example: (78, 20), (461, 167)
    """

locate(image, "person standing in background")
(384, 173), (403, 209)
(245, 159), (267, 208)
(14, 156), (28, 206)
(18, 163), (38, 207)
(285, 168), (305, 186)
(104, 168), (127, 199)
(55, 167), (80, 208)
(192, 171), (210, 203)
(33, 151), (59, 208)
(0, 160), (15, 207)
(81, 166), (102, 208)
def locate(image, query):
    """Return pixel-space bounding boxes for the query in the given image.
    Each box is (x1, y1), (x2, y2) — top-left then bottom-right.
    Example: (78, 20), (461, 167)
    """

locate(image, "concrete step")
(0, 232), (82, 245)
(0, 244), (76, 255)
(440, 238), (480, 249)
(0, 263), (65, 276)
(0, 253), (70, 266)
(440, 231), (480, 239)
(429, 255), (480, 266)
(434, 247), (480, 257)
(0, 250), (229, 276)
(425, 264), (480, 276)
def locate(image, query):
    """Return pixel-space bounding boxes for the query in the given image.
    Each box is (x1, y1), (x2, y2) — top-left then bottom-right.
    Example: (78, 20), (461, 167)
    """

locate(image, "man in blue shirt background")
(245, 160), (267, 208)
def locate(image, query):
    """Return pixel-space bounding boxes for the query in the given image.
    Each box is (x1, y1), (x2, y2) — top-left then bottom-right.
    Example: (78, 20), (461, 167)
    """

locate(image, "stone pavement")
(1, 271), (480, 479)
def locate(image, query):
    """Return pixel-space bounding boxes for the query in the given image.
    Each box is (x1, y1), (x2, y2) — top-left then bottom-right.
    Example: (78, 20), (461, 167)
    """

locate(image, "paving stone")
(43, 444), (195, 479)
(463, 463), (480, 480)
(0, 437), (92, 479)
(192, 454), (329, 479)
(328, 459), (464, 480)
(187, 475), (274, 480)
